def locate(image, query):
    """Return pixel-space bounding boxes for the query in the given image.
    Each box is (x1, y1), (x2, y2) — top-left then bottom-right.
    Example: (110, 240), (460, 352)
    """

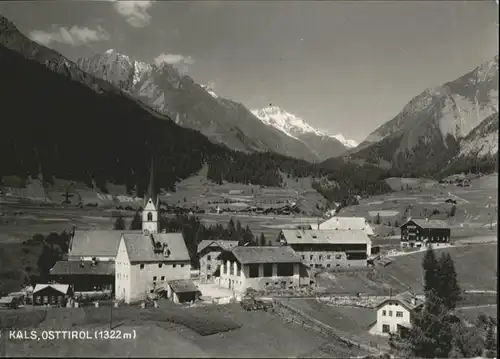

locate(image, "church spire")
(146, 156), (157, 207)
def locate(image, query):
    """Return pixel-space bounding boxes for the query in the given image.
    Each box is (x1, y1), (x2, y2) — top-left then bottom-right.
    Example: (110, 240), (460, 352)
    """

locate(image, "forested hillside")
(0, 43), (391, 203)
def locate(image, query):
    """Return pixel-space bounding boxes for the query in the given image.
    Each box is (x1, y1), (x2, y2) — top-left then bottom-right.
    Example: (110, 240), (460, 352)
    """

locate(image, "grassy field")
(316, 243), (498, 295)
(281, 298), (389, 351)
(340, 173), (498, 237)
(456, 305), (497, 325)
(1, 304), (355, 358)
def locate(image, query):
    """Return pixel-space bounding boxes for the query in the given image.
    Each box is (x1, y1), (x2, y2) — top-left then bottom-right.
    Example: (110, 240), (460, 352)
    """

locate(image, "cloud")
(114, 1), (154, 28)
(153, 53), (195, 66)
(29, 26), (110, 47)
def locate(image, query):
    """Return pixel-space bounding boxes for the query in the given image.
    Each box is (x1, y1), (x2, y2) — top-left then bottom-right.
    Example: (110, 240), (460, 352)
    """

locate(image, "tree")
(437, 252), (462, 310)
(375, 212), (381, 225)
(422, 245), (440, 300)
(449, 323), (484, 358)
(485, 321), (497, 358)
(130, 211), (142, 230)
(449, 205), (457, 217)
(259, 233), (266, 246)
(114, 215), (126, 230)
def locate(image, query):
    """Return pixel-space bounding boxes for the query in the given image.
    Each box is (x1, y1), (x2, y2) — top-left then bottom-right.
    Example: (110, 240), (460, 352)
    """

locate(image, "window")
(140, 264), (144, 269)
(396, 311), (403, 318)
(229, 263), (234, 275)
(301, 255), (305, 260)
(382, 310), (386, 316)
(207, 264), (211, 270)
(153, 276), (157, 281)
(150, 289), (154, 293)
(207, 255), (211, 261)
(382, 324), (390, 333)
(335, 254), (342, 259)
(319, 255), (323, 260)
(389, 311), (393, 317)
(263, 263), (273, 277)
(158, 263), (163, 268)
(161, 276), (165, 281)
(181, 264), (184, 267)
(310, 255), (313, 260)
(147, 212), (153, 221)
(173, 264), (176, 268)
(277, 263), (294, 276)
(249, 264), (259, 278)
(327, 255), (331, 260)
(327, 264), (331, 268)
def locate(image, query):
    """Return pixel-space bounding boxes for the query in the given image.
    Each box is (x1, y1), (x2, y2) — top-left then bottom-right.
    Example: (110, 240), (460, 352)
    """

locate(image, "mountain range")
(76, 49), (352, 162)
(347, 55), (498, 176)
(0, 14), (390, 204)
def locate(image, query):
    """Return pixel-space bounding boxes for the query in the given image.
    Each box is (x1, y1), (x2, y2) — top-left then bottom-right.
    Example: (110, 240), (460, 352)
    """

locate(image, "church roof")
(121, 232), (190, 263)
(68, 230), (141, 258)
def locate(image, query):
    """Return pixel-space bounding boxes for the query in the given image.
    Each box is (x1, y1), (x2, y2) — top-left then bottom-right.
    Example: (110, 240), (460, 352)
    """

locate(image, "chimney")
(411, 297), (416, 305)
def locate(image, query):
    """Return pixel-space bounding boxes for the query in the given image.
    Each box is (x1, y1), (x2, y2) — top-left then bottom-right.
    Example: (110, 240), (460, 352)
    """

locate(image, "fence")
(272, 299), (385, 356)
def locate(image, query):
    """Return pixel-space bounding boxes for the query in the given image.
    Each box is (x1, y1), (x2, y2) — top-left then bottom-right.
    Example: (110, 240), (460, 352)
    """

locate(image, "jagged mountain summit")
(348, 55), (499, 175)
(251, 106), (355, 160)
(76, 49), (335, 162)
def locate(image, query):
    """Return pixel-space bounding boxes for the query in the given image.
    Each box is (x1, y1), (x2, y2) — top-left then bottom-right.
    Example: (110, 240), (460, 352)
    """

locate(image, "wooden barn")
(49, 260), (115, 292)
(399, 219), (451, 248)
(33, 284), (73, 306)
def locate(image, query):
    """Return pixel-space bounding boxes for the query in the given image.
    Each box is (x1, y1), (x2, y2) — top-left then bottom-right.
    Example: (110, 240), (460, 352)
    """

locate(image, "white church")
(65, 159), (197, 304)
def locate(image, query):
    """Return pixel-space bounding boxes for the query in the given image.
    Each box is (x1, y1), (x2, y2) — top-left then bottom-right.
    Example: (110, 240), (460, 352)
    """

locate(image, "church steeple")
(142, 156), (159, 234)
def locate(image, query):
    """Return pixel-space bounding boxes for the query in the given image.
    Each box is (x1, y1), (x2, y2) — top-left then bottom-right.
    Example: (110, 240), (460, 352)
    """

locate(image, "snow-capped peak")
(251, 106), (358, 148)
(200, 84), (219, 99)
(251, 106), (322, 137)
(329, 133), (358, 148)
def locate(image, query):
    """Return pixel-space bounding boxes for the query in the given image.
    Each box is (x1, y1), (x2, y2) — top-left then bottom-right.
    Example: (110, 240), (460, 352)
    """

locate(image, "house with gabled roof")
(115, 231), (193, 304)
(278, 229), (372, 269)
(369, 291), (425, 336)
(216, 246), (308, 293)
(197, 240), (239, 280)
(399, 218), (451, 248)
(318, 216), (374, 236)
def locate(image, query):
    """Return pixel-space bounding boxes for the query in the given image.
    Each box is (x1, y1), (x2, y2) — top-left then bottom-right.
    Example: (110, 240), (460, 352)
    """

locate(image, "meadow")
(1, 303), (354, 358)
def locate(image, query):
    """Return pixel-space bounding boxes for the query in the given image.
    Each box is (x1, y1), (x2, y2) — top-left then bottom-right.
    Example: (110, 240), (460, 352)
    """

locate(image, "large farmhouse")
(197, 240), (238, 280)
(318, 216), (374, 236)
(399, 218), (451, 248)
(216, 246), (308, 293)
(369, 292), (424, 336)
(278, 229), (372, 269)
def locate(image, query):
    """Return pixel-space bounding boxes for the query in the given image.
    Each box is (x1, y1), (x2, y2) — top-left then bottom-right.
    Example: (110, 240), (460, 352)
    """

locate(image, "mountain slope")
(349, 56), (498, 176)
(75, 50), (321, 162)
(0, 15), (392, 204)
(251, 106), (356, 160)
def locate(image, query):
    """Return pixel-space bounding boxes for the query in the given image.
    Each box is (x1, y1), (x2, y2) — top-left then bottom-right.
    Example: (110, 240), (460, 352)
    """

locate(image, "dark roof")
(197, 240), (238, 253)
(167, 279), (199, 293)
(50, 261), (115, 276)
(228, 246), (302, 264)
(122, 232), (190, 263)
(68, 229), (141, 258)
(401, 218), (449, 229)
(376, 291), (425, 311)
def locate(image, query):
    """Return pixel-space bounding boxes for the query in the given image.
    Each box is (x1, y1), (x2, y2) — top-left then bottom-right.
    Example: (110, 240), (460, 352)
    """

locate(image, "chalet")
(49, 260), (114, 292)
(318, 216), (374, 236)
(197, 240), (238, 280)
(216, 246), (308, 293)
(278, 229), (372, 269)
(399, 218), (451, 248)
(369, 292), (424, 336)
(33, 284), (73, 306)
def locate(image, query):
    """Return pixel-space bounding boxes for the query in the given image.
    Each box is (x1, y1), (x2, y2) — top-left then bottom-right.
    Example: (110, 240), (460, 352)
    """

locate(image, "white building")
(318, 216), (374, 236)
(216, 246), (308, 293)
(278, 229), (372, 269)
(369, 292), (424, 336)
(197, 240), (238, 280)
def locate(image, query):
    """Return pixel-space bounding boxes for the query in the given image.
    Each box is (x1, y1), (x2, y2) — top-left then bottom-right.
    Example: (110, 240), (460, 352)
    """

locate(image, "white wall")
(218, 261), (300, 293)
(375, 301), (411, 335)
(128, 260), (191, 303)
(199, 249), (224, 278)
(115, 239), (131, 303)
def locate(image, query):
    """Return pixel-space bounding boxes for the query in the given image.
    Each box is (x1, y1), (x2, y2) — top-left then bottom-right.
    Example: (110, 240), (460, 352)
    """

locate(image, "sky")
(0, 1), (498, 143)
